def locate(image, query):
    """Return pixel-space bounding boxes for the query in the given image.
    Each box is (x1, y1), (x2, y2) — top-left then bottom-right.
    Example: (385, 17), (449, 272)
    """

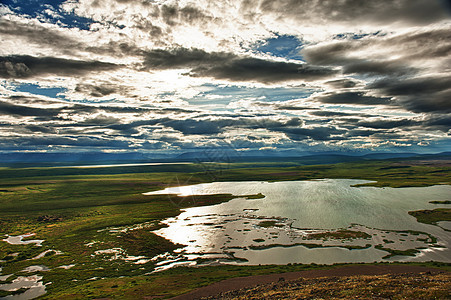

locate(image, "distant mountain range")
(0, 150), (450, 167)
(175, 150), (434, 162)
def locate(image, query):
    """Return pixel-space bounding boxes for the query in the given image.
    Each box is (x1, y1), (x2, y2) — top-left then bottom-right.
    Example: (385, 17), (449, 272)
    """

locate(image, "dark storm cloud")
(86, 40), (145, 58)
(0, 136), (130, 149)
(392, 28), (451, 59)
(0, 20), (143, 58)
(346, 128), (379, 137)
(0, 101), (60, 117)
(140, 140), (168, 149)
(143, 119), (223, 135)
(143, 48), (336, 83)
(127, 11), (165, 38)
(24, 125), (58, 134)
(6, 95), (67, 107)
(0, 99), (132, 125)
(108, 117), (246, 136)
(344, 129), (406, 141)
(368, 76), (451, 112)
(0, 20), (79, 51)
(302, 42), (354, 66)
(107, 115), (344, 142)
(304, 52), (416, 77)
(424, 114), (451, 132)
(0, 55), (120, 79)
(107, 120), (160, 135)
(143, 48), (230, 68)
(325, 79), (358, 89)
(301, 26), (451, 113)
(341, 126), (416, 140)
(0, 95), (198, 130)
(338, 114), (451, 134)
(367, 132), (407, 140)
(310, 110), (358, 117)
(302, 27), (451, 67)
(107, 115), (296, 135)
(75, 83), (123, 97)
(317, 92), (392, 106)
(369, 76), (451, 96)
(276, 106), (315, 111)
(356, 119), (417, 129)
(281, 126), (345, 141)
(0, 98), (149, 125)
(191, 57), (336, 83)
(259, 0), (450, 25)
(343, 60), (415, 76)
(71, 104), (195, 115)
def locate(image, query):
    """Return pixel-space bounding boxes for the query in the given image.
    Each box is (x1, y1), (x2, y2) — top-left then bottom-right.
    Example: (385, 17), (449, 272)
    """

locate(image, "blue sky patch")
(254, 34), (304, 61)
(12, 82), (66, 99)
(2, 0), (94, 30)
(10, 82), (121, 104)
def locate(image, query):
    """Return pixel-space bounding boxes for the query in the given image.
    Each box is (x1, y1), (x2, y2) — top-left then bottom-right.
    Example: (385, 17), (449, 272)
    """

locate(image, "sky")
(0, 0), (450, 156)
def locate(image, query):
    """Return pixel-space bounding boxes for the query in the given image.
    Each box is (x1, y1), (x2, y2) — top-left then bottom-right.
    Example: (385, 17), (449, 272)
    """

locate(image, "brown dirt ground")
(170, 265), (448, 300)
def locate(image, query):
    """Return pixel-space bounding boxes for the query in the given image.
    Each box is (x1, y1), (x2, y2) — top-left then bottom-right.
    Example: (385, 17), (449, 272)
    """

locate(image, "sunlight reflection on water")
(146, 179), (451, 268)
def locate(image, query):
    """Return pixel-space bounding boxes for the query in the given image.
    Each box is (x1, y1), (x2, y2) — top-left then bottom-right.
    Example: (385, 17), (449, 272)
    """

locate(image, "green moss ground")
(408, 208), (451, 225)
(0, 158), (449, 298)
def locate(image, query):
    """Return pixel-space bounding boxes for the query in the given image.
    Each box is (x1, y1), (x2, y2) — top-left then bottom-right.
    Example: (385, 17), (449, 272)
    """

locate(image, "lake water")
(145, 179), (451, 269)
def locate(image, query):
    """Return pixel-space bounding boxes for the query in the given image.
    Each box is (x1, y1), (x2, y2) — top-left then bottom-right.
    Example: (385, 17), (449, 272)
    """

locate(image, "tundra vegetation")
(0, 158), (450, 298)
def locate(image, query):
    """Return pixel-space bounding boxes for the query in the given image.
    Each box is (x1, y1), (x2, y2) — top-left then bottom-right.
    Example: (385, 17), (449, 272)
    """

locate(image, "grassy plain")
(0, 158), (450, 298)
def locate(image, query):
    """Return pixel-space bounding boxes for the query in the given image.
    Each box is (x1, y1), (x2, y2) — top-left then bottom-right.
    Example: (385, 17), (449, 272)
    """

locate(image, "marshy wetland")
(147, 179), (451, 270)
(0, 158), (450, 299)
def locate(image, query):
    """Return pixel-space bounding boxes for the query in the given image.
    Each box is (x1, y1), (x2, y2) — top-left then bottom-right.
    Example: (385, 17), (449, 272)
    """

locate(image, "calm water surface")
(146, 179), (451, 268)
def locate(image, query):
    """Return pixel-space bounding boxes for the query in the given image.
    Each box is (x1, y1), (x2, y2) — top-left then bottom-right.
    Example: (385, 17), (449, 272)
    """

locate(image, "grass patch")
(258, 220), (284, 228)
(429, 200), (451, 204)
(408, 208), (451, 225)
(40, 262), (451, 299)
(307, 230), (371, 240)
(375, 245), (420, 259)
(245, 193), (265, 199)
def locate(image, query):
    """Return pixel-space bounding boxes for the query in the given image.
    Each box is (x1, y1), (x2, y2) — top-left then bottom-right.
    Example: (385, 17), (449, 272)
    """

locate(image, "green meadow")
(0, 158), (450, 299)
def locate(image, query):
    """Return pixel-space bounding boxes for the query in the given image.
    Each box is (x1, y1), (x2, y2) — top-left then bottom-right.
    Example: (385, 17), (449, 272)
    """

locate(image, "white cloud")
(0, 0), (449, 153)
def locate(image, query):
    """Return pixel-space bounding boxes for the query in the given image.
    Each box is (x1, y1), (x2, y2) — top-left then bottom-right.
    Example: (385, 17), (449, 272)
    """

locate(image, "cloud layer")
(0, 0), (450, 154)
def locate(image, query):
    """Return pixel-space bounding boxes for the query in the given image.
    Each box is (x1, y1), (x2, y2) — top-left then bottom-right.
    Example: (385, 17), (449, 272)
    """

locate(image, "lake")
(145, 179), (451, 270)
